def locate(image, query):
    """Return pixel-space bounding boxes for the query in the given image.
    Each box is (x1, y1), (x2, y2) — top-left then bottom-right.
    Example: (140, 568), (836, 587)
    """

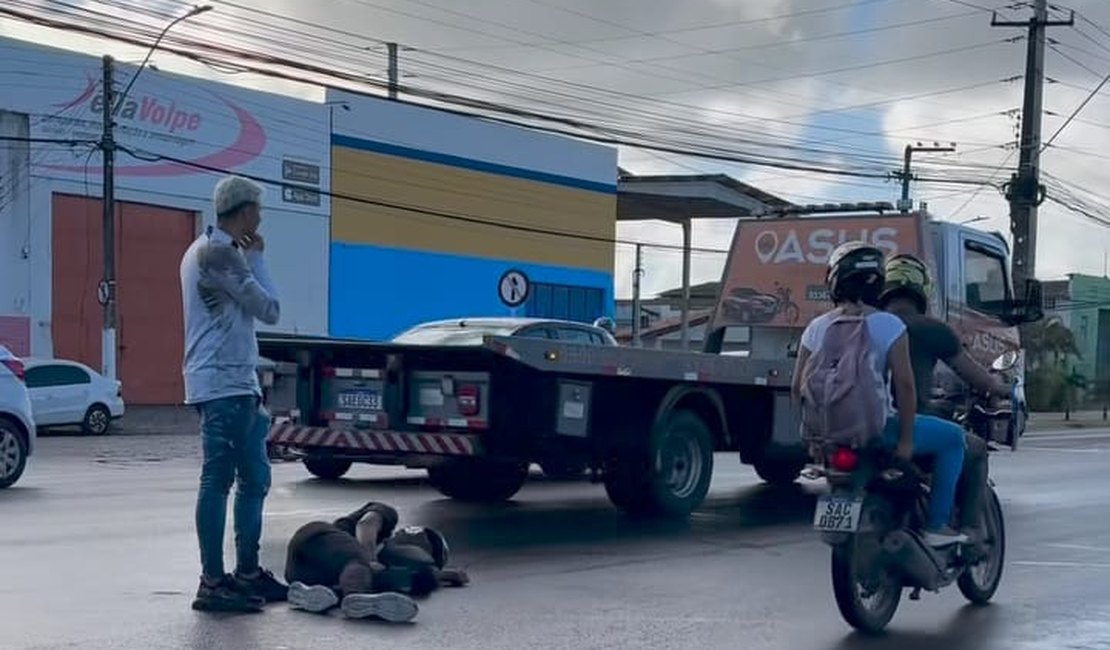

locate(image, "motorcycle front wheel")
(830, 501), (902, 634)
(957, 486), (1006, 604)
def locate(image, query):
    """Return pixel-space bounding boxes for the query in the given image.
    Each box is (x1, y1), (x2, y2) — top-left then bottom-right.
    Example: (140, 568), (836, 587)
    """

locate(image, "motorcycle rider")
(876, 253), (1012, 540)
(793, 241), (969, 547)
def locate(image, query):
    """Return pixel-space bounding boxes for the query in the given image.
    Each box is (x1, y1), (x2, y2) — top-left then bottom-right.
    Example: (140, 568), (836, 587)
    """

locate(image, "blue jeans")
(195, 395), (272, 579)
(883, 414), (966, 531)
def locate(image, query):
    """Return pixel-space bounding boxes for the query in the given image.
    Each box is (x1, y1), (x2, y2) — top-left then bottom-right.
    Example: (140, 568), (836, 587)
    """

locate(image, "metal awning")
(616, 172), (793, 349)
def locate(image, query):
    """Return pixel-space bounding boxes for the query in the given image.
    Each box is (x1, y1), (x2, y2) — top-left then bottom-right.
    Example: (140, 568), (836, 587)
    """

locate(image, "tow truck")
(259, 202), (1042, 518)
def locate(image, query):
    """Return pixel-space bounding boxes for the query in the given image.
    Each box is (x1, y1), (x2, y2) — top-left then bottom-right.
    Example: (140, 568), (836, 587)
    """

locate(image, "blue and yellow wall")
(325, 89), (617, 341)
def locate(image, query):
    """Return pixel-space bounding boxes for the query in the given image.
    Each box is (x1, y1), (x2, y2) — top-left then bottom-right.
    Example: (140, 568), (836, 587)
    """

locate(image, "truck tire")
(604, 409), (714, 518)
(753, 458), (806, 486)
(427, 460), (529, 503)
(303, 457), (352, 480)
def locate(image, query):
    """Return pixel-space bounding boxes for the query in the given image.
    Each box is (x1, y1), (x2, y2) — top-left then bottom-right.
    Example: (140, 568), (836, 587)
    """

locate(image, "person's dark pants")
(957, 432), (990, 530)
(195, 395), (272, 580)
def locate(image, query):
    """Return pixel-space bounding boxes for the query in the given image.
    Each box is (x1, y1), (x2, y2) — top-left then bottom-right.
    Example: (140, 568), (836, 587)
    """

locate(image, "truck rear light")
(456, 384), (480, 417)
(1, 358), (24, 382)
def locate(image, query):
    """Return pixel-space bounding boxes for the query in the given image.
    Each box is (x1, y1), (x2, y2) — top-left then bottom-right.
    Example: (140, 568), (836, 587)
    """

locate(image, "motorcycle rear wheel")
(957, 487), (1006, 604)
(830, 501), (902, 634)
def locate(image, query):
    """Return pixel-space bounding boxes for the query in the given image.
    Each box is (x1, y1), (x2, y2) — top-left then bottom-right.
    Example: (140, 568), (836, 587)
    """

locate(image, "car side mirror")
(998, 278), (1044, 326)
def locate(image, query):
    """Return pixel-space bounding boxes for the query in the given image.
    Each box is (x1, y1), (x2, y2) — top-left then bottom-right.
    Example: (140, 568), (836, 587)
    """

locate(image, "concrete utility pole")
(98, 5), (211, 380)
(992, 0), (1073, 291)
(100, 55), (117, 380)
(387, 42), (399, 100)
(631, 243), (643, 347)
(893, 142), (956, 213)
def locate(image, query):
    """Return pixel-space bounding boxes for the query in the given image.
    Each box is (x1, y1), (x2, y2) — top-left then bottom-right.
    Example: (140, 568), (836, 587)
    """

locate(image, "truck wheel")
(427, 460), (529, 503)
(753, 458), (806, 486)
(303, 457), (352, 480)
(604, 409), (714, 518)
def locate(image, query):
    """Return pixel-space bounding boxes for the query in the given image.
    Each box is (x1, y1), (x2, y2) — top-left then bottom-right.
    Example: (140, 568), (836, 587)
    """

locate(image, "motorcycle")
(802, 352), (1016, 634)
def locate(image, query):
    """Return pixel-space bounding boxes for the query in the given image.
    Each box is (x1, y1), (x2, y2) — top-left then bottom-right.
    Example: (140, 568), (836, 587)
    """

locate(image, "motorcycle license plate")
(813, 495), (864, 532)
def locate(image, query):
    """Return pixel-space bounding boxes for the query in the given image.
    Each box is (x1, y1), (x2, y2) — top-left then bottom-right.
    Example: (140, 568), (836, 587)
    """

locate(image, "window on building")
(525, 282), (606, 323)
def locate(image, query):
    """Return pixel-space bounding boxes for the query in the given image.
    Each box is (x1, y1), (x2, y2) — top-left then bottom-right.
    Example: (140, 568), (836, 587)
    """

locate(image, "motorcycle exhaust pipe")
(881, 530), (945, 591)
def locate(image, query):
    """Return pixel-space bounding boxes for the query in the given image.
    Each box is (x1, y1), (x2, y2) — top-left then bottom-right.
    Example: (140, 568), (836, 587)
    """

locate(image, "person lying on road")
(284, 501), (468, 622)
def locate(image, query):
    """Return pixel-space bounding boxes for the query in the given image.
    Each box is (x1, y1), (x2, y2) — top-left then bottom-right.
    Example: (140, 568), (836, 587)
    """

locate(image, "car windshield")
(391, 323), (519, 346)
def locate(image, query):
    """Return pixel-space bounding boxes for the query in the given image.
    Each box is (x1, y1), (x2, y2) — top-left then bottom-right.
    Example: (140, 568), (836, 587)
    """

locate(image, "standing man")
(180, 175), (287, 613)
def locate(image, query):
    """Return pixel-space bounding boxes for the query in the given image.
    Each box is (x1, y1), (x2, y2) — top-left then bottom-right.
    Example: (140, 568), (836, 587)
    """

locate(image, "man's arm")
(199, 244), (281, 325)
(949, 351), (1010, 398)
(933, 321), (1009, 398)
(888, 333), (917, 460)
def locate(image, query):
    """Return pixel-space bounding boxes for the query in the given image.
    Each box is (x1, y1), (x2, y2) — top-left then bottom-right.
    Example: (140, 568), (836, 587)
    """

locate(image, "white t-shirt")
(799, 309), (906, 417)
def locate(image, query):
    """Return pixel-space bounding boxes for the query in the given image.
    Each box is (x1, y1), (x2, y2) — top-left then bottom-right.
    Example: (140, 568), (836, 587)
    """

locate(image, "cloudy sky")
(4, 0), (1110, 299)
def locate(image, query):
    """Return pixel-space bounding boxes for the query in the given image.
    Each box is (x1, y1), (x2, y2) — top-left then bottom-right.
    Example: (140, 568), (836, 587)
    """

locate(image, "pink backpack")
(799, 312), (887, 448)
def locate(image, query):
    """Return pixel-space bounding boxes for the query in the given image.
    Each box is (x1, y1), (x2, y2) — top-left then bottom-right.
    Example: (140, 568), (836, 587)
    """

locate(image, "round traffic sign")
(498, 269), (530, 308)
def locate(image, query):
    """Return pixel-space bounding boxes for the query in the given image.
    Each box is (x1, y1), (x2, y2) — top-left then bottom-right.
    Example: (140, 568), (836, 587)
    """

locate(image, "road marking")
(1012, 560), (1110, 569)
(1020, 447), (1103, 454)
(1026, 429), (1110, 440)
(1044, 543), (1110, 553)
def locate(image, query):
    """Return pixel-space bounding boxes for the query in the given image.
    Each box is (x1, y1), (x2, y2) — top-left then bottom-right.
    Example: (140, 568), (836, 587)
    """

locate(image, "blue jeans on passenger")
(882, 414), (966, 531)
(195, 395), (272, 580)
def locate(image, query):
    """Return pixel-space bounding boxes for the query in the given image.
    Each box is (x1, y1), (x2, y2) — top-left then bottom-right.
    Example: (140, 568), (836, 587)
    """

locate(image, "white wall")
(0, 111), (32, 354)
(0, 36), (333, 355)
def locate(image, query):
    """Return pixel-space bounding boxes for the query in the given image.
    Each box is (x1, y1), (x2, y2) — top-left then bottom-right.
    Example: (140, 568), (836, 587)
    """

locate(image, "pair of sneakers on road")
(192, 569), (289, 613)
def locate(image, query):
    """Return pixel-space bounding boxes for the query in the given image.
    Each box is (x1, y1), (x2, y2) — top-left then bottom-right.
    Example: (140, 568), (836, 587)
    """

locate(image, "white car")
(24, 358), (125, 435)
(0, 345), (35, 488)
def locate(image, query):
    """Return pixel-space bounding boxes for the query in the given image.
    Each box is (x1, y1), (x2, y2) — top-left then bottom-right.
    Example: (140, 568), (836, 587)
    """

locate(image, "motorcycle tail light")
(829, 447), (858, 472)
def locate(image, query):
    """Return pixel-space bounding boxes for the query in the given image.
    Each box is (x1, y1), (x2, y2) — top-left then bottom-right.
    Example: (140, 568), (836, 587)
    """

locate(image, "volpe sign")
(37, 72), (267, 179)
(713, 214), (922, 328)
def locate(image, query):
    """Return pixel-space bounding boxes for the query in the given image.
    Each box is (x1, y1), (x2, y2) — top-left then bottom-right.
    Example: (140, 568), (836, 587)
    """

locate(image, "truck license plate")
(813, 495), (864, 532)
(337, 390), (382, 411)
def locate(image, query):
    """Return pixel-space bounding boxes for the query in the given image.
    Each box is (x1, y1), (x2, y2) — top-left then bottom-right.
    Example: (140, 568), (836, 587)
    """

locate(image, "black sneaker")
(235, 568), (289, 603)
(192, 575), (265, 613)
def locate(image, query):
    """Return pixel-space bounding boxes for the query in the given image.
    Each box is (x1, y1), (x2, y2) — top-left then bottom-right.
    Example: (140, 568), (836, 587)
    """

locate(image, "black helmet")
(826, 241), (886, 305)
(878, 253), (933, 313)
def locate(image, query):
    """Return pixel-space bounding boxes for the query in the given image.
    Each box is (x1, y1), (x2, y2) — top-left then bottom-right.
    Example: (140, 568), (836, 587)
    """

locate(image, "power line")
(0, 5), (1009, 186)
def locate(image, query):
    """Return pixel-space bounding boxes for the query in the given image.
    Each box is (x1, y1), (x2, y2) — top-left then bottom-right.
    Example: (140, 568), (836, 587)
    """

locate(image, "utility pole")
(387, 42), (399, 100)
(631, 243), (643, 347)
(992, 0), (1073, 291)
(893, 142), (956, 213)
(100, 55), (118, 380)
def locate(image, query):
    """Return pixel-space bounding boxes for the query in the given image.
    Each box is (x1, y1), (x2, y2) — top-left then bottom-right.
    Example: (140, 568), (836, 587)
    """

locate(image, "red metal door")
(52, 194), (196, 405)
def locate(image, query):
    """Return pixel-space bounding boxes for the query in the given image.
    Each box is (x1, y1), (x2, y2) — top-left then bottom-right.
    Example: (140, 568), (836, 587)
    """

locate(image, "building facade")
(325, 88), (617, 341)
(0, 37), (331, 404)
(1045, 274), (1110, 386)
(0, 36), (619, 404)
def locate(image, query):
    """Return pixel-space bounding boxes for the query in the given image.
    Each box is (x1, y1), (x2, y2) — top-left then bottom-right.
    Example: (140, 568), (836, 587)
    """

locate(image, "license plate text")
(813, 495), (864, 532)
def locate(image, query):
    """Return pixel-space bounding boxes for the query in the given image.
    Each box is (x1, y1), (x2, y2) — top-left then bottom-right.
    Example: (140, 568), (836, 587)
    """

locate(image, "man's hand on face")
(238, 231), (265, 252)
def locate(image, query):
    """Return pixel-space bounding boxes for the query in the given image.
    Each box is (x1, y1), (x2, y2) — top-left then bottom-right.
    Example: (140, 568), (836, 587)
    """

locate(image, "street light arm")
(113, 5), (212, 115)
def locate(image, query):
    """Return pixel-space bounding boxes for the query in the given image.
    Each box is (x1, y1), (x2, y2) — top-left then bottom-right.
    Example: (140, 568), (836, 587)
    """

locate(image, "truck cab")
(703, 203), (1042, 449)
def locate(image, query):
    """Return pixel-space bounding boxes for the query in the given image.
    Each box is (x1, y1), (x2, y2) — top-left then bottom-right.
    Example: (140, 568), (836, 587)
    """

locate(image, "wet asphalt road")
(2, 428), (1109, 650)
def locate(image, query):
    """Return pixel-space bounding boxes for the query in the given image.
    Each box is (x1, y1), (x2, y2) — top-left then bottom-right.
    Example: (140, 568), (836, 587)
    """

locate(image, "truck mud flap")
(268, 422), (483, 457)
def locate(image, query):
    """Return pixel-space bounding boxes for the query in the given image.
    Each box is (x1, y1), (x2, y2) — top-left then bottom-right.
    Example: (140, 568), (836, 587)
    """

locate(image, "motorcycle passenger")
(792, 241), (969, 547)
(877, 253), (1011, 539)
